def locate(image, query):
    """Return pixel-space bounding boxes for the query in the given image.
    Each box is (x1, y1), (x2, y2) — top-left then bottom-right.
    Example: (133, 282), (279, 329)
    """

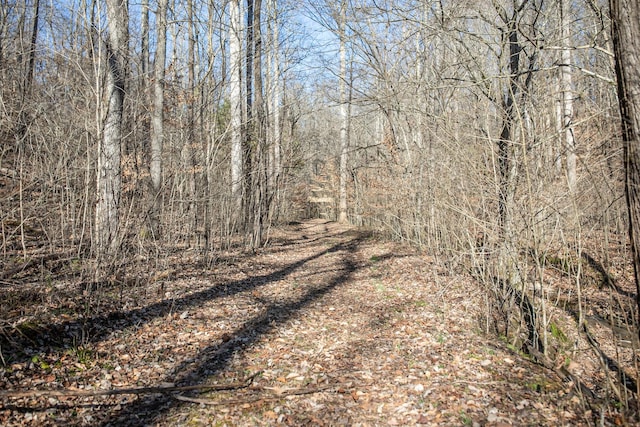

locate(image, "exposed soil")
(0, 219), (635, 426)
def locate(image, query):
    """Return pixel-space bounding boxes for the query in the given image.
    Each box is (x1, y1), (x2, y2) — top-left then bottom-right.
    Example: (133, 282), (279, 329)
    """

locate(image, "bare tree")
(558, 0), (576, 191)
(610, 0), (640, 331)
(249, 0), (268, 246)
(183, 0), (197, 220)
(338, 0), (349, 224)
(267, 0), (281, 197)
(9, 0), (40, 141)
(496, 4), (525, 288)
(24, 0), (39, 98)
(95, 0), (129, 257)
(150, 0), (168, 237)
(141, 0), (149, 77)
(229, 0), (244, 215)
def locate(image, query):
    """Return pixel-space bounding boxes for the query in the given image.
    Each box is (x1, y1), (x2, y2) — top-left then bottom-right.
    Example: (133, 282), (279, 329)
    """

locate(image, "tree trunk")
(272, 0), (281, 183)
(250, 0), (266, 247)
(15, 0), (39, 139)
(229, 0), (244, 214)
(96, 0), (128, 257)
(204, 0), (220, 250)
(559, 0), (576, 191)
(497, 22), (521, 288)
(609, 0), (640, 335)
(338, 0), (349, 224)
(140, 0), (149, 77)
(24, 0), (39, 96)
(149, 0), (167, 238)
(267, 0), (281, 224)
(243, 0), (255, 233)
(554, 76), (563, 173)
(184, 0), (197, 224)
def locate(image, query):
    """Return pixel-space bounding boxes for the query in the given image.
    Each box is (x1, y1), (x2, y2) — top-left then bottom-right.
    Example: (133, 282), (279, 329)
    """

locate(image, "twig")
(0, 372), (261, 399)
(526, 346), (596, 400)
(0, 252), (71, 280)
(582, 323), (637, 396)
(174, 384), (339, 406)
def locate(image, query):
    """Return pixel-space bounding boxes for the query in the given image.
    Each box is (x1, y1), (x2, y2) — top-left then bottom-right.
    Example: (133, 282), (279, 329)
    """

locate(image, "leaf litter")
(0, 219), (626, 425)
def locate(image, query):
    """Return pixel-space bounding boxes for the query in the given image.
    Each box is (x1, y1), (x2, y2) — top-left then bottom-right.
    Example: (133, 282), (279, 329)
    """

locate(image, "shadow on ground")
(0, 226), (360, 367)
(100, 230), (367, 426)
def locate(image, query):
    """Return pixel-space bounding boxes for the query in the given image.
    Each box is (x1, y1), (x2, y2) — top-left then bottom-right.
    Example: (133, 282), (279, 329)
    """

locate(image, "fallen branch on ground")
(0, 371), (261, 399)
(0, 252), (73, 280)
(174, 383), (341, 406)
(582, 322), (638, 397)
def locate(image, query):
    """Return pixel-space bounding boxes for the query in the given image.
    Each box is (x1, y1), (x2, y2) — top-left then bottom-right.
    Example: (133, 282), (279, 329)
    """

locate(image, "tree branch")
(0, 372), (261, 399)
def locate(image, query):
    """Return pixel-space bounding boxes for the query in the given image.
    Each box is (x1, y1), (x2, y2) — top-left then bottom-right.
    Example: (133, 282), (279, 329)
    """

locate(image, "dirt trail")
(1, 220), (588, 425)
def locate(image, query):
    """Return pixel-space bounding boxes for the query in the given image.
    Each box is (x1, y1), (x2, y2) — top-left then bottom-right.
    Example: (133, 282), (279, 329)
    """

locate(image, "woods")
(1, 0), (640, 424)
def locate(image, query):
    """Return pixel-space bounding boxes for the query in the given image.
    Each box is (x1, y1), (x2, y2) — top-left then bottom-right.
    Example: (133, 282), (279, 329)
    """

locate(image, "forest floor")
(0, 219), (634, 426)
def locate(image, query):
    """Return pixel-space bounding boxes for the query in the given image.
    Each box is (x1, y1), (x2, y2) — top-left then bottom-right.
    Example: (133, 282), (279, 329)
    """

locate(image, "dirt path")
(1, 220), (589, 425)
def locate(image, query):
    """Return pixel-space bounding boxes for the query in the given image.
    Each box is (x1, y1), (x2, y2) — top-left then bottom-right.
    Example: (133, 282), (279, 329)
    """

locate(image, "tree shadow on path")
(100, 231), (367, 426)
(2, 226), (359, 367)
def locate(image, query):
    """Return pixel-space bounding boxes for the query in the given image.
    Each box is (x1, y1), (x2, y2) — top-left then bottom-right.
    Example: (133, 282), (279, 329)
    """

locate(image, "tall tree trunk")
(0, 0), (6, 67)
(338, 0), (349, 224)
(250, 0), (266, 247)
(609, 0), (640, 335)
(559, 0), (576, 191)
(150, 0), (167, 238)
(184, 0), (197, 228)
(140, 0), (149, 77)
(243, 0), (255, 233)
(229, 0), (244, 215)
(24, 0), (39, 96)
(554, 76), (564, 173)
(96, 0), (128, 257)
(204, 0), (222, 250)
(15, 0), (39, 138)
(139, 0), (149, 165)
(497, 22), (521, 288)
(496, 4), (544, 354)
(267, 0), (281, 199)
